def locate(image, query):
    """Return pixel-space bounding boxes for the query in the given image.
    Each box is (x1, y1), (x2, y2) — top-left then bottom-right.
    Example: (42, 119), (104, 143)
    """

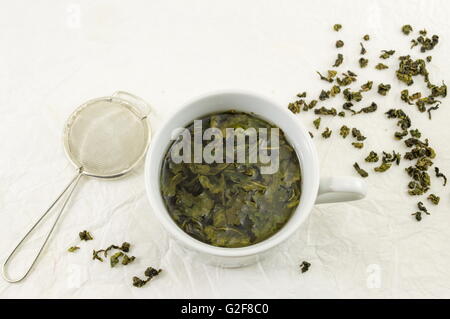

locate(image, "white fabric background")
(1, 0), (450, 298)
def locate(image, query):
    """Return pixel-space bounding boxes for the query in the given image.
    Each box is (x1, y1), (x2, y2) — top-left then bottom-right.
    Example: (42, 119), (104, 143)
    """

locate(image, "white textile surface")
(1, 0), (450, 298)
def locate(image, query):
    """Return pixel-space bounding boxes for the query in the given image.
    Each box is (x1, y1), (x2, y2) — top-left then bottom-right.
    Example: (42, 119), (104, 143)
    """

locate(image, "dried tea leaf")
(79, 230), (93, 241)
(363, 34), (370, 41)
(353, 162), (368, 178)
(379, 50), (395, 59)
(317, 70), (337, 83)
(333, 53), (344, 67)
(314, 106), (336, 116)
(333, 24), (342, 32)
(132, 277), (148, 288)
(133, 267), (162, 288)
(354, 102), (377, 115)
(343, 102), (356, 115)
(382, 151), (401, 165)
(374, 162), (391, 172)
(427, 194), (440, 205)
(110, 251), (124, 268)
(375, 63), (388, 70)
(319, 90), (330, 101)
(429, 82), (447, 98)
(365, 151), (379, 163)
(352, 142), (364, 149)
(417, 201), (429, 213)
(122, 254), (136, 265)
(340, 125), (350, 138)
(343, 88), (362, 102)
(415, 34), (439, 52)
(297, 92), (307, 98)
(427, 104), (439, 119)
(336, 71), (357, 86)
(120, 242), (131, 253)
(416, 157), (433, 171)
(300, 261), (311, 273)
(409, 129), (422, 138)
(378, 83), (391, 96)
(329, 85), (341, 97)
(336, 40), (344, 48)
(402, 25), (413, 35)
(412, 212), (423, 221)
(360, 81), (373, 92)
(359, 57), (368, 68)
(360, 42), (367, 55)
(396, 55), (428, 86)
(68, 246), (80, 253)
(307, 100), (318, 110)
(434, 167), (447, 186)
(321, 127), (332, 138)
(288, 100), (303, 114)
(352, 128), (366, 141)
(93, 249), (105, 262)
(313, 117), (321, 130)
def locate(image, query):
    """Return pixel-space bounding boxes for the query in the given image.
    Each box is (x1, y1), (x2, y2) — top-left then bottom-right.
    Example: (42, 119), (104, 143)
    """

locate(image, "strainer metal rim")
(63, 96), (151, 179)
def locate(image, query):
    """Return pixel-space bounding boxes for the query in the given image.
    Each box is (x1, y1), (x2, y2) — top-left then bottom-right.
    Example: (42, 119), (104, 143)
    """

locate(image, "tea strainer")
(2, 91), (152, 283)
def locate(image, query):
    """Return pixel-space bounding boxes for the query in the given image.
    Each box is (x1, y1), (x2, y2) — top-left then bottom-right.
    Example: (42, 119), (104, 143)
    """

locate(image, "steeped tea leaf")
(161, 112), (302, 248)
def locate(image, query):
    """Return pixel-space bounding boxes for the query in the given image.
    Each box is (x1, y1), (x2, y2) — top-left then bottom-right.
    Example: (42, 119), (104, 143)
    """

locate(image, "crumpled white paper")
(1, 0), (450, 298)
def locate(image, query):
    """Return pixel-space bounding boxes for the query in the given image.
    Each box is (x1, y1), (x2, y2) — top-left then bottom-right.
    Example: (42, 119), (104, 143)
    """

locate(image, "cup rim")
(144, 89), (320, 257)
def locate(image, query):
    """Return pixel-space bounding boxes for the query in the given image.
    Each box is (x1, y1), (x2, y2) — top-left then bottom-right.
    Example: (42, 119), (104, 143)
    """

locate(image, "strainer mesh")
(65, 99), (149, 177)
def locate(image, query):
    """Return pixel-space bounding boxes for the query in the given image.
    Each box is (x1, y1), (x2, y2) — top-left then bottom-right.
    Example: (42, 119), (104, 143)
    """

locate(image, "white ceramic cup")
(145, 91), (367, 267)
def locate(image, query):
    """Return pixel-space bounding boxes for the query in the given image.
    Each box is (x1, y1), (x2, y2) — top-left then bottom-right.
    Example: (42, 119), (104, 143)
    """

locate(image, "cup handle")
(315, 176), (367, 204)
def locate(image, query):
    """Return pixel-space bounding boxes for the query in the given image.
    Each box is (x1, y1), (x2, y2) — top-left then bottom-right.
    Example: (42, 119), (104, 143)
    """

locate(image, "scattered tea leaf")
(122, 254), (136, 265)
(79, 230), (93, 241)
(375, 63), (388, 70)
(314, 106), (337, 116)
(352, 128), (366, 141)
(427, 194), (440, 205)
(322, 127), (332, 138)
(68, 246), (80, 253)
(110, 251), (124, 268)
(93, 249), (105, 262)
(402, 25), (413, 35)
(313, 117), (321, 130)
(379, 50), (395, 59)
(365, 151), (379, 163)
(354, 162), (368, 178)
(300, 261), (311, 273)
(132, 267), (162, 288)
(374, 162), (391, 172)
(359, 57), (368, 68)
(427, 104), (439, 120)
(333, 53), (344, 67)
(435, 167), (447, 186)
(340, 125), (350, 138)
(360, 42), (367, 55)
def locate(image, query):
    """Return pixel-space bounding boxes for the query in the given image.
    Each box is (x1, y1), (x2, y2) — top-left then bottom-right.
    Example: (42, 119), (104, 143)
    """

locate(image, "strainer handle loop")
(112, 91), (152, 118)
(2, 172), (83, 283)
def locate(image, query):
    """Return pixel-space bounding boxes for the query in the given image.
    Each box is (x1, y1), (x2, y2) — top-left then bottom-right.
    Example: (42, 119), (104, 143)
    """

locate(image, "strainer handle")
(112, 91), (153, 118)
(2, 172), (83, 283)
